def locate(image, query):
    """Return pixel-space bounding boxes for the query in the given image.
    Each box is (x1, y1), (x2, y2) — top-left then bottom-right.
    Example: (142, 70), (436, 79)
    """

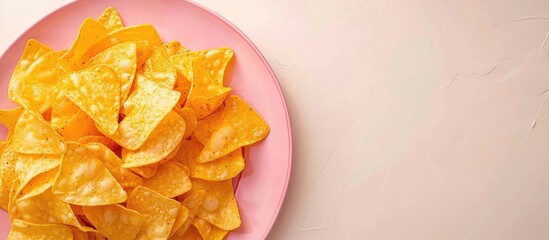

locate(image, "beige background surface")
(3, 0), (549, 239)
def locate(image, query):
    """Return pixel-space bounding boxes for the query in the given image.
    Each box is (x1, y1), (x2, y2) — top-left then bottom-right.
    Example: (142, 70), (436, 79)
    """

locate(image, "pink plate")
(0, 0), (292, 239)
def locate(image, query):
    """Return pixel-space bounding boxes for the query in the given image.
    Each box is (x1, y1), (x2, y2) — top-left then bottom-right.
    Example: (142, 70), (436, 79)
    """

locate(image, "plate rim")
(0, 0), (293, 238)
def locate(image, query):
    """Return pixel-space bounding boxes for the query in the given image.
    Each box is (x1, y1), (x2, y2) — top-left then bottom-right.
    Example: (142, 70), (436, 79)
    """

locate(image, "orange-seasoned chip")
(180, 48), (234, 85)
(14, 153), (61, 190)
(9, 49), (65, 113)
(81, 24), (161, 65)
(51, 96), (81, 129)
(191, 179), (241, 230)
(60, 65), (120, 135)
(77, 136), (119, 152)
(162, 41), (189, 57)
(60, 18), (109, 71)
(122, 111), (185, 168)
(140, 162), (191, 198)
(129, 165), (157, 179)
(14, 189), (81, 227)
(127, 186), (181, 239)
(172, 190), (206, 238)
(83, 142), (142, 188)
(17, 168), (58, 202)
(143, 46), (178, 89)
(108, 76), (180, 150)
(176, 139), (244, 181)
(184, 63), (231, 119)
(11, 110), (65, 155)
(198, 95), (269, 163)
(57, 110), (102, 141)
(173, 225), (203, 240)
(193, 217), (229, 240)
(8, 219), (73, 240)
(83, 204), (146, 240)
(169, 205), (189, 237)
(193, 111), (222, 145)
(72, 227), (90, 240)
(97, 7), (124, 32)
(174, 107), (198, 139)
(52, 142), (127, 206)
(0, 107), (23, 131)
(86, 42), (137, 104)
(8, 39), (51, 103)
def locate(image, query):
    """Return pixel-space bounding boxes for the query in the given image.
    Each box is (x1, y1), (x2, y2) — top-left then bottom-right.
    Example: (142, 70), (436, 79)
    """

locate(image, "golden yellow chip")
(143, 46), (178, 89)
(11, 110), (65, 154)
(0, 140), (16, 210)
(127, 186), (181, 239)
(97, 7), (124, 32)
(83, 204), (146, 240)
(185, 63), (231, 119)
(8, 219), (73, 240)
(77, 136), (119, 152)
(122, 111), (185, 168)
(169, 205), (189, 237)
(52, 142), (126, 206)
(60, 18), (109, 71)
(174, 107), (198, 139)
(181, 48), (234, 85)
(170, 225), (202, 240)
(86, 42), (137, 104)
(51, 96), (81, 129)
(193, 111), (222, 145)
(191, 179), (241, 230)
(84, 143), (143, 188)
(176, 139), (244, 181)
(140, 162), (191, 198)
(17, 168), (58, 202)
(81, 24), (162, 65)
(198, 96), (269, 163)
(108, 76), (180, 150)
(174, 84), (191, 107)
(162, 41), (190, 56)
(9, 49), (65, 113)
(57, 110), (102, 141)
(61, 65), (120, 135)
(129, 165), (157, 179)
(14, 153), (61, 190)
(14, 189), (81, 227)
(171, 162), (191, 176)
(172, 189), (206, 238)
(7, 179), (20, 219)
(0, 107), (23, 131)
(193, 217), (229, 240)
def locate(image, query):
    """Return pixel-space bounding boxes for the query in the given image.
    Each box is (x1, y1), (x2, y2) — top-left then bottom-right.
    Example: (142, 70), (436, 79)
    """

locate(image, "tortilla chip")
(193, 217), (229, 240)
(57, 110), (102, 141)
(184, 63), (231, 119)
(127, 186), (181, 239)
(162, 41), (190, 57)
(198, 96), (269, 163)
(14, 189), (81, 227)
(180, 48), (234, 85)
(86, 42), (137, 104)
(0, 107), (23, 131)
(97, 7), (124, 32)
(193, 111), (223, 145)
(9, 49), (65, 113)
(174, 107), (197, 139)
(107, 76), (180, 150)
(14, 153), (61, 191)
(59, 18), (109, 71)
(84, 143), (143, 188)
(77, 136), (119, 152)
(172, 190), (206, 238)
(52, 142), (127, 206)
(8, 220), (73, 240)
(176, 139), (244, 181)
(129, 165), (158, 179)
(143, 46), (178, 89)
(191, 179), (240, 230)
(122, 111), (185, 168)
(11, 110), (65, 154)
(141, 162), (191, 198)
(17, 168), (57, 202)
(51, 96), (81, 129)
(60, 65), (120, 135)
(83, 204), (146, 240)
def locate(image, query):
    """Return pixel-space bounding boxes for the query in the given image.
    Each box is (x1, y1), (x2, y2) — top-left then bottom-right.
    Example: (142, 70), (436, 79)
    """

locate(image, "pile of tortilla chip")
(0, 7), (270, 240)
